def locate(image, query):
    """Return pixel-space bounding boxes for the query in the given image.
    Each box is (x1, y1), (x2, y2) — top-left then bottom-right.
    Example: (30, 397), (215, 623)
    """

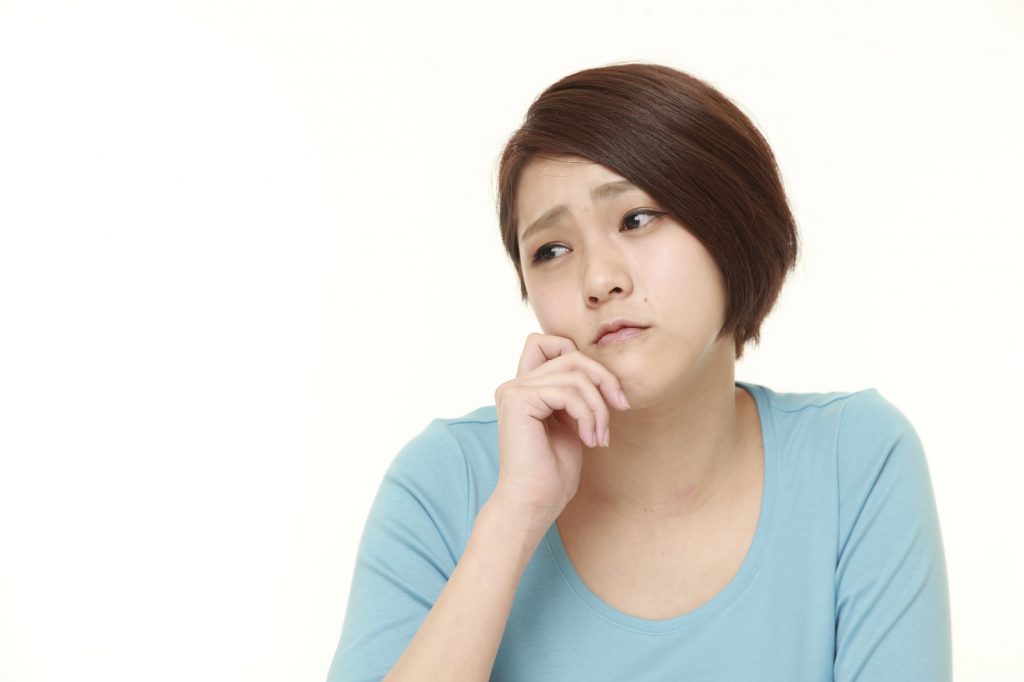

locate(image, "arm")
(833, 390), (952, 681)
(328, 333), (626, 681)
(325, 420), (472, 681)
(384, 492), (544, 681)
(326, 422), (546, 682)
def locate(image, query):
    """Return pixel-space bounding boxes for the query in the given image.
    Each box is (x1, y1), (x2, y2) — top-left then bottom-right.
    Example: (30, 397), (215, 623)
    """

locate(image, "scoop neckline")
(542, 380), (778, 634)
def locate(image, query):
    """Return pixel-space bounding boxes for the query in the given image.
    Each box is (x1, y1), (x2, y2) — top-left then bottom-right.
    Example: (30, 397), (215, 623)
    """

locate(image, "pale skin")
(383, 154), (764, 680)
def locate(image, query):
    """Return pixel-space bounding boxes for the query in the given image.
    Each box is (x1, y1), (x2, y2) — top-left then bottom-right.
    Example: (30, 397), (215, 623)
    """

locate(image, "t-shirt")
(327, 381), (952, 681)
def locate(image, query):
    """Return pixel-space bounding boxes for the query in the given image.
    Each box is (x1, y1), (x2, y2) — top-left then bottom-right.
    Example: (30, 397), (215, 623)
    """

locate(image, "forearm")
(383, 494), (547, 682)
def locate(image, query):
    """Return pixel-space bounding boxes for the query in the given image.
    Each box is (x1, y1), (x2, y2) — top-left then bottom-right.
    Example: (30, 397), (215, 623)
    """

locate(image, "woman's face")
(515, 154), (733, 406)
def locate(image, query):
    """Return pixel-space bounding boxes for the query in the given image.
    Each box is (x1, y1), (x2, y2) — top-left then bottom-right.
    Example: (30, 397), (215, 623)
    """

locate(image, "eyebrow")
(518, 180), (639, 245)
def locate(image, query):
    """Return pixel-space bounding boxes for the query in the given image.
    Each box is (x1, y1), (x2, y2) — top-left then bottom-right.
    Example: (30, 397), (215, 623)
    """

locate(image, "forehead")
(515, 155), (632, 237)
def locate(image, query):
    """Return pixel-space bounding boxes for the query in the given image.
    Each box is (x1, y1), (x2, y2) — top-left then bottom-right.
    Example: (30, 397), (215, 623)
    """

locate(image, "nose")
(583, 241), (633, 306)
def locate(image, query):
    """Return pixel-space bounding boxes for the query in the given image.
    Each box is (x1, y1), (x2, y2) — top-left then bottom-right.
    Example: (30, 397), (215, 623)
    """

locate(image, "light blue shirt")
(328, 382), (951, 681)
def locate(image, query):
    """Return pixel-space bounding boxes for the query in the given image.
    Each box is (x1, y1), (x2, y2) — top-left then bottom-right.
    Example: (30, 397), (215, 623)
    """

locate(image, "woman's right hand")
(490, 332), (631, 535)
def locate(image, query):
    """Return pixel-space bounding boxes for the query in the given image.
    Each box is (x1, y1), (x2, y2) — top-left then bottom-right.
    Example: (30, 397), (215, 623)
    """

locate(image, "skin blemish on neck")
(673, 483), (697, 503)
(640, 484), (699, 514)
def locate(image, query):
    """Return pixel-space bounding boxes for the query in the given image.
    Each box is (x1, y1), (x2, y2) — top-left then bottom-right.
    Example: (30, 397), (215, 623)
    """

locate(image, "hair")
(496, 63), (800, 360)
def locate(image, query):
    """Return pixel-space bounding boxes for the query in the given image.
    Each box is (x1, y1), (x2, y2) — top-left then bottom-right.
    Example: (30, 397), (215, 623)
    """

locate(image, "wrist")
(479, 489), (555, 545)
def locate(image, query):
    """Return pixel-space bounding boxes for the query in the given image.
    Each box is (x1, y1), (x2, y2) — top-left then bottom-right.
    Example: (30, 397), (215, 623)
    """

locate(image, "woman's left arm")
(834, 390), (952, 681)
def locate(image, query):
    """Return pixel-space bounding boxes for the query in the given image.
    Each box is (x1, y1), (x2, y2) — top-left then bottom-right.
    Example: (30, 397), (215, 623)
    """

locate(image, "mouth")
(594, 319), (651, 346)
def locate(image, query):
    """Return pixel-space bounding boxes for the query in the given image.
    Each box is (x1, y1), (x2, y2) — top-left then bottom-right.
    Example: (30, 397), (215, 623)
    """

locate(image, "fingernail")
(592, 427), (600, 448)
(603, 428), (610, 447)
(618, 390), (630, 409)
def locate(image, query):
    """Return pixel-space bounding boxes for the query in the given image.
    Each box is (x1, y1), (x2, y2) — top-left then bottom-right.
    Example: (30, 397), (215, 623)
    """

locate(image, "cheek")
(529, 285), (589, 345)
(641, 238), (724, 321)
(524, 282), (557, 327)
(528, 288), (563, 331)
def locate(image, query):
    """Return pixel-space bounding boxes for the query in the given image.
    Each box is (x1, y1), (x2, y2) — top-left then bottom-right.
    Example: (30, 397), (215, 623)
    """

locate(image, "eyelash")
(530, 209), (666, 264)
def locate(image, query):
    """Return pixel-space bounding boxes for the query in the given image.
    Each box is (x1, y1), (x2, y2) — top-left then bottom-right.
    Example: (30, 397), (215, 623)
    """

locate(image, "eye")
(531, 243), (569, 264)
(622, 209), (664, 231)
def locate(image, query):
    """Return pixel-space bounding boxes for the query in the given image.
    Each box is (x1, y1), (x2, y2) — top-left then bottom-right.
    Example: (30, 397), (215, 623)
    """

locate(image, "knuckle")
(502, 383), (522, 400)
(570, 370), (596, 396)
(498, 382), (511, 398)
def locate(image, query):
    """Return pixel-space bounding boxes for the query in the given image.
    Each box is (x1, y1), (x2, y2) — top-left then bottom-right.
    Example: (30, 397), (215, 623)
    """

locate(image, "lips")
(593, 319), (650, 345)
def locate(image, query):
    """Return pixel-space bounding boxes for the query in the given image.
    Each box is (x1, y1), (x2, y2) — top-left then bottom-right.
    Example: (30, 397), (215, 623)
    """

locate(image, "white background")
(1, 0), (1021, 679)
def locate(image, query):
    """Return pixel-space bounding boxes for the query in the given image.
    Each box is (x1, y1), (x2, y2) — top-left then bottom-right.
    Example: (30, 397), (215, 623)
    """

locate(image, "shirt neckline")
(542, 380), (778, 634)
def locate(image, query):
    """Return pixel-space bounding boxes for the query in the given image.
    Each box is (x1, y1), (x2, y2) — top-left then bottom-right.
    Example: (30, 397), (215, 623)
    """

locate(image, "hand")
(490, 332), (631, 535)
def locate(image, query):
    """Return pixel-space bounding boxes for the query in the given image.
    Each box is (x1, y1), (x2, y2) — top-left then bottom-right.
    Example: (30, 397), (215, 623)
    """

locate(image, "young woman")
(327, 63), (951, 681)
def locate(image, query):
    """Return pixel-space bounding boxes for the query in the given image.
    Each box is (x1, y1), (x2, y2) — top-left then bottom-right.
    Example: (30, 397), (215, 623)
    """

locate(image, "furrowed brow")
(519, 205), (569, 245)
(519, 180), (640, 244)
(590, 179), (636, 202)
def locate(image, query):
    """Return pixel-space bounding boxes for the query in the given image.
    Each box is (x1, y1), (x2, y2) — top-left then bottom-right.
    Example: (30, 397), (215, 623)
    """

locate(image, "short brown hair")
(496, 63), (800, 360)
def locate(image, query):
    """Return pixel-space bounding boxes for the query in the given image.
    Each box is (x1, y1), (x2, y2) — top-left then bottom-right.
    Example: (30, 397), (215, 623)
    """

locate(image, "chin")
(613, 348), (705, 406)
(606, 356), (670, 403)
(627, 374), (704, 412)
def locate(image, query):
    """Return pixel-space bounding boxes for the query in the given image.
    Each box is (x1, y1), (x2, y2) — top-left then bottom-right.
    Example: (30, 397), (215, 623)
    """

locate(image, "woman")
(328, 63), (951, 681)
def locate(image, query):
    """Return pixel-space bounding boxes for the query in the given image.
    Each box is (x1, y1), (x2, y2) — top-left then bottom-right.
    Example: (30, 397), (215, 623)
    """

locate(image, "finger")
(551, 409), (595, 448)
(517, 382), (600, 448)
(524, 349), (630, 412)
(516, 333), (578, 377)
(518, 370), (610, 447)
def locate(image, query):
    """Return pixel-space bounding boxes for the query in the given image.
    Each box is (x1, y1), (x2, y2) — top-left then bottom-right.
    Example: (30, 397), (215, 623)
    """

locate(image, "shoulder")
(746, 382), (927, 492)
(829, 388), (926, 483)
(385, 405), (500, 509)
(751, 382), (937, 550)
(436, 405), (499, 456)
(391, 403), (495, 456)
(835, 388), (918, 445)
(749, 382), (916, 452)
(812, 389), (937, 547)
(365, 408), (498, 561)
(751, 381), (889, 418)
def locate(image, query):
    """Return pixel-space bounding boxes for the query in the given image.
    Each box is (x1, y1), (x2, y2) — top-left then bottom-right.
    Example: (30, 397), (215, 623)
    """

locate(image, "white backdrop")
(1, 1), (1021, 680)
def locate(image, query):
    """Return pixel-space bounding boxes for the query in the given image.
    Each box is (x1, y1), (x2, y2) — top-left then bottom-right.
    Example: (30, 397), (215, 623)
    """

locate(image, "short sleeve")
(326, 420), (472, 682)
(834, 390), (952, 681)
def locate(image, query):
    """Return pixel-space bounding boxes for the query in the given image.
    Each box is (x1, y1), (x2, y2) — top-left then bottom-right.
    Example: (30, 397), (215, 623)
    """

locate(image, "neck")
(574, 344), (756, 524)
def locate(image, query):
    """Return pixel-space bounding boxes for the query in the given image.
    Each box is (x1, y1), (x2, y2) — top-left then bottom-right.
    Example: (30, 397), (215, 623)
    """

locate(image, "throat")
(572, 384), (763, 523)
(571, 472), (726, 527)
